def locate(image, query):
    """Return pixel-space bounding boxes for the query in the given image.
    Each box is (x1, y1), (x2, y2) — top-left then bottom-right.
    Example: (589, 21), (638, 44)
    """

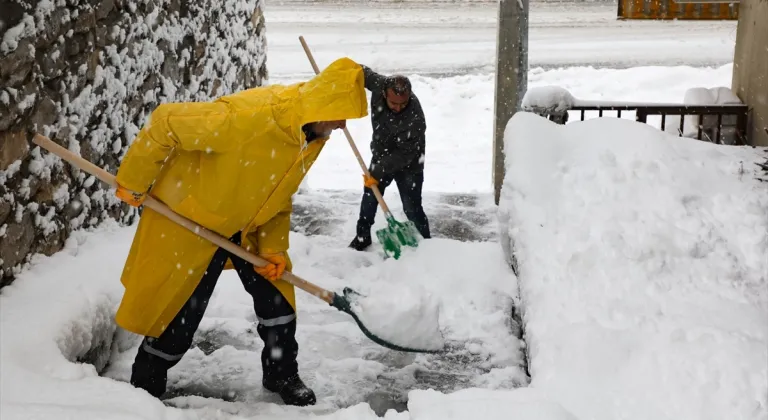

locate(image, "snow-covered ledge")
(0, 0), (267, 287)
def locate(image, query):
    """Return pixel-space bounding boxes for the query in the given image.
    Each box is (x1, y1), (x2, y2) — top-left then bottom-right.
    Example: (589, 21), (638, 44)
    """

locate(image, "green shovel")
(299, 35), (422, 259)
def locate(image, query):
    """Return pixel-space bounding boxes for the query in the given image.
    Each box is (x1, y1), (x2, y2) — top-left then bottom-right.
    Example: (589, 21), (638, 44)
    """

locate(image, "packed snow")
(347, 282), (446, 352)
(0, 222), (526, 419)
(521, 86), (577, 112)
(674, 86), (745, 139)
(498, 112), (768, 420)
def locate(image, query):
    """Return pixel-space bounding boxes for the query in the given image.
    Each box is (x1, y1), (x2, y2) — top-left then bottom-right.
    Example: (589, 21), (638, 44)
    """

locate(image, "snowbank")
(498, 112), (768, 420)
(0, 220), (174, 420)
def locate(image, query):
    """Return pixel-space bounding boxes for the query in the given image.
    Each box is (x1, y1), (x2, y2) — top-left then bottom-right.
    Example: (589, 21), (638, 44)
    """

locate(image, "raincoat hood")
(227, 57), (369, 148)
(297, 57), (369, 127)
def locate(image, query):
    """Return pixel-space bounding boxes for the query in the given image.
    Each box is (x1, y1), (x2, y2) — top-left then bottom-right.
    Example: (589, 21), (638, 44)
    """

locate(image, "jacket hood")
(294, 57), (369, 132)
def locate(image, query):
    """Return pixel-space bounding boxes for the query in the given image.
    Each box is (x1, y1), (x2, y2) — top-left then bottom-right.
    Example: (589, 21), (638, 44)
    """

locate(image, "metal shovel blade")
(330, 287), (444, 354)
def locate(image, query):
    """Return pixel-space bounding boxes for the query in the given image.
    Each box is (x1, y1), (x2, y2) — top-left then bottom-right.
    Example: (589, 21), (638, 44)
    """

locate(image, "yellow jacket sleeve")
(251, 199), (292, 255)
(116, 102), (237, 194)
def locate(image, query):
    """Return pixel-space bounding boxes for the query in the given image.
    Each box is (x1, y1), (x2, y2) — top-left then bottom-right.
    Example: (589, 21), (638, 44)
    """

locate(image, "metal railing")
(526, 101), (749, 146)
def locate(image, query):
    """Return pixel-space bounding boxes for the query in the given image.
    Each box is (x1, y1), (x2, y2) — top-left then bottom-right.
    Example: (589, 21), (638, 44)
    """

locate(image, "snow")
(0, 14), (35, 54)
(498, 112), (768, 420)
(53, 183), (71, 209)
(348, 282), (446, 352)
(264, 1), (736, 78)
(1, 224), (524, 419)
(0, 160), (23, 185)
(522, 86), (575, 112)
(671, 86), (745, 139)
(293, 64), (736, 194)
(407, 388), (577, 420)
(4, 1), (766, 419)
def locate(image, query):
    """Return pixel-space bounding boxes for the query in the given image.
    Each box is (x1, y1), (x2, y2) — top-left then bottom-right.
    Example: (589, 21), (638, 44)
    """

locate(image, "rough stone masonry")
(0, 0), (268, 287)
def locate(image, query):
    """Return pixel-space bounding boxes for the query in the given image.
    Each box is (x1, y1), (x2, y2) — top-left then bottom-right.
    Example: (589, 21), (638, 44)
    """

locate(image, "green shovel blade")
(376, 217), (421, 259)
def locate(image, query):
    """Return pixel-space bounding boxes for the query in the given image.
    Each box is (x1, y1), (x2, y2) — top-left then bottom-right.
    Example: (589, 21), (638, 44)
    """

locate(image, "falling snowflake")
(271, 347), (283, 360)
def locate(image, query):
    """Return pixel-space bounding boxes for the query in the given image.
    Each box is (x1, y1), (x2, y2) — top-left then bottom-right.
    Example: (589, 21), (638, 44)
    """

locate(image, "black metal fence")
(531, 102), (749, 146)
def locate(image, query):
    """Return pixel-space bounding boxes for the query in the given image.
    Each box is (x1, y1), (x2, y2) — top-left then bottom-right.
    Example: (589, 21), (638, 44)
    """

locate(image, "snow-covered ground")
(3, 2), (766, 420)
(498, 113), (768, 420)
(0, 218), (526, 419)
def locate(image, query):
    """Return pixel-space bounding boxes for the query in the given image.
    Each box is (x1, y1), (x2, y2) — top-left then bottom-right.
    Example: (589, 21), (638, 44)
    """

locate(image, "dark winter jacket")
(362, 65), (426, 180)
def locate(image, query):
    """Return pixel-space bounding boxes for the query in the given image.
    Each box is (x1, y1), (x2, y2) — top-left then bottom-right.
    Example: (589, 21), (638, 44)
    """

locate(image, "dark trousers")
(130, 232), (299, 398)
(356, 169), (431, 239)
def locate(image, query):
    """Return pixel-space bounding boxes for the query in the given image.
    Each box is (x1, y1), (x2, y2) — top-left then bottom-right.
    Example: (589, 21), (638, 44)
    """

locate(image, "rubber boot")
(348, 235), (372, 251)
(263, 373), (317, 406)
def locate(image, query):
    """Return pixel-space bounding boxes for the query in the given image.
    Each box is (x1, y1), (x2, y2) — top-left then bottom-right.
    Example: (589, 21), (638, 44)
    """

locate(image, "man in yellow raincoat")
(112, 57), (368, 406)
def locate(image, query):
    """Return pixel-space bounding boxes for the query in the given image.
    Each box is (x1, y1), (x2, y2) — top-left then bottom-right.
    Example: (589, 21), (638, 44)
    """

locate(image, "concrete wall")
(732, 0), (768, 147)
(0, 0), (267, 287)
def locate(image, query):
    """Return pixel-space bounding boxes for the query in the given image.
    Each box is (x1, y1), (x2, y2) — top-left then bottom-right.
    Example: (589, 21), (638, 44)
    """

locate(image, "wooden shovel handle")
(32, 134), (335, 304)
(298, 35), (393, 217)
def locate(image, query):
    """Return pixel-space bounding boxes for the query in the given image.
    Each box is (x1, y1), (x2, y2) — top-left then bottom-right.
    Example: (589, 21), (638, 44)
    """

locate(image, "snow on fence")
(522, 85), (750, 146)
(0, 0), (267, 287)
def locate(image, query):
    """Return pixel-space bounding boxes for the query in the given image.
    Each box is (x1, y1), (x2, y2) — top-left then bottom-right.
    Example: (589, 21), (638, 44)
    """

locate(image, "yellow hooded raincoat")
(114, 57), (369, 338)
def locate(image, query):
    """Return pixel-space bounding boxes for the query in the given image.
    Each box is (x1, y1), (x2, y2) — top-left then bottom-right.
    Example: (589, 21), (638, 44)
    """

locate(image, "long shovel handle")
(31, 134), (335, 304)
(298, 35), (393, 218)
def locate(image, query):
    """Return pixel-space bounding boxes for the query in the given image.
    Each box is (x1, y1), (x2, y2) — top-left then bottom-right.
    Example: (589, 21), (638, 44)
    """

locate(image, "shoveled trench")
(85, 190), (530, 417)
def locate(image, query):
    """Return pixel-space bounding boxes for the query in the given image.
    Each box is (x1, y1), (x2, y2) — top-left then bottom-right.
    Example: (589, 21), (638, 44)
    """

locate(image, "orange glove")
(363, 174), (378, 188)
(254, 252), (287, 282)
(115, 185), (146, 207)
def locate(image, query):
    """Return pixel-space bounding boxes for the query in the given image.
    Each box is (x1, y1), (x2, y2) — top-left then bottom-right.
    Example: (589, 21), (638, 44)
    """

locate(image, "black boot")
(130, 339), (175, 399)
(349, 235), (372, 251)
(130, 362), (168, 398)
(263, 373), (317, 406)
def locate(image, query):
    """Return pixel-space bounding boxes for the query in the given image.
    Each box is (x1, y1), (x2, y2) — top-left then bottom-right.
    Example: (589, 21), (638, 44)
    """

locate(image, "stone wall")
(0, 0), (267, 286)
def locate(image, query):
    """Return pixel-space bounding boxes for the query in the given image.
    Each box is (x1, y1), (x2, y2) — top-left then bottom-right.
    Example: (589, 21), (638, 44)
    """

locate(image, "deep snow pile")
(0, 219), (529, 419)
(498, 112), (768, 420)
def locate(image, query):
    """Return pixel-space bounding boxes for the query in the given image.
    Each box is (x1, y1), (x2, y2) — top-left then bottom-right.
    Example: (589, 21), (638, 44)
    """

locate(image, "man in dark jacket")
(349, 65), (431, 251)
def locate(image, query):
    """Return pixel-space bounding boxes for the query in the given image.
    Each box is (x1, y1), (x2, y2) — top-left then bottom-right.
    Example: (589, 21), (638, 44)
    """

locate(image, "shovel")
(32, 134), (443, 354)
(298, 35), (421, 260)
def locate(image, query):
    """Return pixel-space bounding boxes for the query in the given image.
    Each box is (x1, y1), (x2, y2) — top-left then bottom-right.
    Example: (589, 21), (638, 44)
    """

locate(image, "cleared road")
(263, 1), (738, 78)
